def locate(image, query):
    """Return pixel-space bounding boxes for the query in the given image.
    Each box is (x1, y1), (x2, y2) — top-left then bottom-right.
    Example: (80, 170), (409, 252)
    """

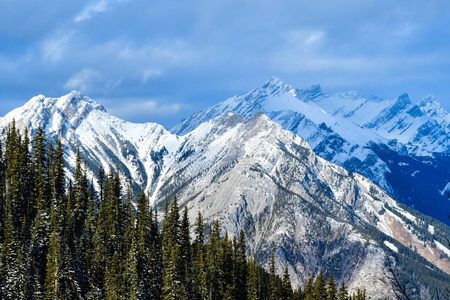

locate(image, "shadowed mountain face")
(2, 88), (450, 298)
(172, 77), (450, 224)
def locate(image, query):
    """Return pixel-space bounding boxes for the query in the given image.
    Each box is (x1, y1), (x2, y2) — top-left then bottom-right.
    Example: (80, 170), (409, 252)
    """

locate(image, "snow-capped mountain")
(1, 91), (450, 298)
(172, 78), (450, 223)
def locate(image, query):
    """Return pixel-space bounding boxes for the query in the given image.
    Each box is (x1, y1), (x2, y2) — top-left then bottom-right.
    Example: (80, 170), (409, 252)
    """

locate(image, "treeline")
(0, 122), (367, 299)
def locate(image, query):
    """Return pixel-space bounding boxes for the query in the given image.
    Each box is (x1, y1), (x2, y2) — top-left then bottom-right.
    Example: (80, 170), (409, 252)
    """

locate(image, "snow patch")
(384, 241), (398, 253)
(435, 240), (450, 257)
(440, 182), (450, 196)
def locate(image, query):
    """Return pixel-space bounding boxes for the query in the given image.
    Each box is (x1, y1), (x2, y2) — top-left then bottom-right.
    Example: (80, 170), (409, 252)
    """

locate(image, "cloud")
(75, 0), (126, 22)
(105, 98), (184, 123)
(142, 69), (163, 83)
(41, 31), (73, 63)
(64, 68), (121, 93)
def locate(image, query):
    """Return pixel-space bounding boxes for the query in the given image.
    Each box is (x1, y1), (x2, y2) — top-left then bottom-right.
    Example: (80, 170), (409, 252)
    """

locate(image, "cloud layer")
(1, 0), (450, 127)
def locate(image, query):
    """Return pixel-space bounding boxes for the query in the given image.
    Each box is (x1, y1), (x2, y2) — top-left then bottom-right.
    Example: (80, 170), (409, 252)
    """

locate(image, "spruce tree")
(304, 276), (314, 300)
(314, 270), (327, 300)
(282, 263), (293, 300)
(207, 220), (223, 299)
(44, 203), (61, 299)
(269, 244), (278, 300)
(0, 198), (26, 299)
(327, 274), (337, 300)
(338, 281), (348, 300)
(235, 229), (248, 300)
(247, 254), (258, 300)
(192, 212), (207, 300)
(180, 205), (193, 298)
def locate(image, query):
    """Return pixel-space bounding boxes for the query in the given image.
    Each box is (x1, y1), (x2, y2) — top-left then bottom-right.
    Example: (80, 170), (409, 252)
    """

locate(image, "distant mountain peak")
(297, 83), (326, 101)
(396, 93), (411, 106)
(258, 77), (292, 96)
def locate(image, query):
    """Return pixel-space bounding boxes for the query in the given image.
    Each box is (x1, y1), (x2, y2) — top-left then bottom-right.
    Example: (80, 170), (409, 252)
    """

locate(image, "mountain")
(1, 91), (450, 298)
(172, 77), (450, 224)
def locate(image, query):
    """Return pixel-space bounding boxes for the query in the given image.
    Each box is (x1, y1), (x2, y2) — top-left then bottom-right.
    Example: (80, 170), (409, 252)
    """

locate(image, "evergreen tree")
(269, 244), (279, 300)
(180, 205), (193, 298)
(282, 263), (293, 300)
(235, 229), (248, 300)
(192, 212), (207, 300)
(304, 276), (314, 300)
(314, 270), (327, 300)
(327, 274), (337, 300)
(0, 142), (6, 244)
(44, 203), (61, 299)
(104, 252), (125, 299)
(207, 220), (223, 299)
(0, 198), (26, 299)
(162, 246), (188, 300)
(247, 254), (258, 300)
(338, 281), (348, 300)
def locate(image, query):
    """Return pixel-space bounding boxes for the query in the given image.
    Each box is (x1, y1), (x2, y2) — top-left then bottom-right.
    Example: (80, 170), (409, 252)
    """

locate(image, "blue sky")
(1, 0), (450, 128)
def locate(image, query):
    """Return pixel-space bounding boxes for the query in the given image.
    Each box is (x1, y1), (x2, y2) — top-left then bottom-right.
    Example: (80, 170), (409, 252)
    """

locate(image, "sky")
(1, 0), (450, 128)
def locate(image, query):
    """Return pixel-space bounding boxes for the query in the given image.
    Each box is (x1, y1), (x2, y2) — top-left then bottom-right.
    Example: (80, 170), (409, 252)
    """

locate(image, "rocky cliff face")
(172, 77), (450, 223)
(1, 91), (450, 298)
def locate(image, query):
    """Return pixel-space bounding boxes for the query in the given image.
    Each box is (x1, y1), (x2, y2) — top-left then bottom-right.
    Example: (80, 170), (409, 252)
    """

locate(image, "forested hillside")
(0, 123), (369, 299)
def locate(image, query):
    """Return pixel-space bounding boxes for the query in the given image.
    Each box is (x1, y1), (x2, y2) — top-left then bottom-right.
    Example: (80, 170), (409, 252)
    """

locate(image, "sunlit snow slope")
(172, 78), (450, 223)
(2, 90), (450, 298)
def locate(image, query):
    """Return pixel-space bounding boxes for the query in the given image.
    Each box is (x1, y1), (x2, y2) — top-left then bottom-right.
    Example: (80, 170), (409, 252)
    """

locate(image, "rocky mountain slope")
(1, 91), (450, 298)
(172, 78), (450, 223)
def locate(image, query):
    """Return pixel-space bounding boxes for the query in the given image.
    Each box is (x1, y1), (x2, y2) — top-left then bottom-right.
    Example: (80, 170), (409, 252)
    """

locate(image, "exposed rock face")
(2, 90), (450, 298)
(172, 77), (450, 224)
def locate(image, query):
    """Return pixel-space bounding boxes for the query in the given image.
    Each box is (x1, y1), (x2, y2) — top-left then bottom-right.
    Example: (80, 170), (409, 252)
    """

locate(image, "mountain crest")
(296, 83), (326, 101)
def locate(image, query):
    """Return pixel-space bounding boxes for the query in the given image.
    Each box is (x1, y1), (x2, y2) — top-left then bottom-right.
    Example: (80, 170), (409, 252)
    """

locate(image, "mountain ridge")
(2, 87), (450, 297)
(171, 77), (450, 223)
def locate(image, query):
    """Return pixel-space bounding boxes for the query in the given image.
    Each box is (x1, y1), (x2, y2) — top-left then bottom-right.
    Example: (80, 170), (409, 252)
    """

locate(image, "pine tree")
(162, 246), (188, 300)
(338, 281), (348, 300)
(235, 229), (248, 300)
(304, 276), (314, 300)
(180, 205), (193, 298)
(0, 198), (26, 299)
(30, 125), (51, 298)
(207, 220), (223, 299)
(269, 244), (278, 300)
(282, 263), (293, 300)
(44, 203), (61, 299)
(327, 274), (337, 300)
(247, 254), (258, 300)
(192, 212), (207, 300)
(0, 142), (6, 244)
(314, 270), (327, 300)
(105, 252), (124, 299)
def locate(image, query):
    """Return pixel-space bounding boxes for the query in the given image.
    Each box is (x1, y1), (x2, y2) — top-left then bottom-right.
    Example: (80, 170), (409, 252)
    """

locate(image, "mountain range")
(173, 77), (450, 224)
(1, 79), (450, 298)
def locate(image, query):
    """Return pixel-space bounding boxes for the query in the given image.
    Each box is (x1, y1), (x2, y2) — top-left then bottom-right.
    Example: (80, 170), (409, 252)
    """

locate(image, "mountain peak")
(395, 93), (411, 106)
(297, 83), (326, 101)
(58, 90), (106, 112)
(417, 94), (447, 118)
(259, 77), (292, 96)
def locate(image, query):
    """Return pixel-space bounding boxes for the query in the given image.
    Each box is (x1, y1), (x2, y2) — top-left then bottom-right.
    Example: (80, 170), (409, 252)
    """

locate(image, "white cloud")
(106, 98), (183, 121)
(41, 31), (73, 62)
(75, 0), (108, 22)
(64, 68), (121, 93)
(283, 29), (326, 54)
(142, 69), (163, 83)
(75, 0), (127, 22)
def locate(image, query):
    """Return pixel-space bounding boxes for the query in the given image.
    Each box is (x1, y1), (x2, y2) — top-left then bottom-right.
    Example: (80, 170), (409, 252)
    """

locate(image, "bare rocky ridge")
(172, 77), (450, 224)
(1, 90), (450, 298)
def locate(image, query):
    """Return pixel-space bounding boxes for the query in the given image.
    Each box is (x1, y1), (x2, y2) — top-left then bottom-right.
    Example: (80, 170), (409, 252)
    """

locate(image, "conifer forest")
(0, 123), (368, 299)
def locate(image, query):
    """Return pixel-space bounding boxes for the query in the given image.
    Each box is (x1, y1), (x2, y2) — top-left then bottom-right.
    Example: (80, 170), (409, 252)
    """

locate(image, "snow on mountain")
(2, 91), (450, 297)
(171, 77), (450, 223)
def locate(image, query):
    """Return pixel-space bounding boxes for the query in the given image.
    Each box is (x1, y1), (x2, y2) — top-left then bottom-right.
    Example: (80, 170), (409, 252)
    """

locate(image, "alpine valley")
(2, 78), (450, 298)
